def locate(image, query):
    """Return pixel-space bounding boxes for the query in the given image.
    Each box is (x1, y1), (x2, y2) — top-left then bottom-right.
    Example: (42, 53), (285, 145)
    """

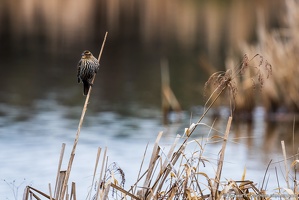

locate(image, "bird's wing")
(77, 60), (82, 83)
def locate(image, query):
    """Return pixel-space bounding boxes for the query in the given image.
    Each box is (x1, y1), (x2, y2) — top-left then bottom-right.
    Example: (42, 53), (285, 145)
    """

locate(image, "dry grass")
(23, 47), (299, 199)
(205, 54), (272, 117)
(21, 3), (299, 197)
(227, 0), (299, 116)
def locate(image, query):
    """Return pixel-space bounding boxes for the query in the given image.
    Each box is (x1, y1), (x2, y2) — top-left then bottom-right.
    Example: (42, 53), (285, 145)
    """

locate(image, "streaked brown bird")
(77, 50), (100, 95)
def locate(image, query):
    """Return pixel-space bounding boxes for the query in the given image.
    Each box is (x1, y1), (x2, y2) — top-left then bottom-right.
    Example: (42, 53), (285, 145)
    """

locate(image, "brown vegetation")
(22, 35), (298, 199)
(227, 0), (299, 116)
(17, 1), (299, 199)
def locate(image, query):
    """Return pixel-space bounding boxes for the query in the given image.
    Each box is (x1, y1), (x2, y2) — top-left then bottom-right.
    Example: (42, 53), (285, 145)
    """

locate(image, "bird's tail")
(83, 81), (90, 96)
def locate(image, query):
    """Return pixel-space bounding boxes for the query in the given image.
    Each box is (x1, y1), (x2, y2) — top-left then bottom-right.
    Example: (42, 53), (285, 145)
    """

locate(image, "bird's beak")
(81, 53), (85, 56)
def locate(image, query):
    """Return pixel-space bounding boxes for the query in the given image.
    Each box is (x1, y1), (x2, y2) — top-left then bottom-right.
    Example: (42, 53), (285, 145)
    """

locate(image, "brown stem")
(59, 32), (108, 200)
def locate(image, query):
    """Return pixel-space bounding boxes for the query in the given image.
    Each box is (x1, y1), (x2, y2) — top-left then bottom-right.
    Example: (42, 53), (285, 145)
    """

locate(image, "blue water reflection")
(0, 99), (295, 199)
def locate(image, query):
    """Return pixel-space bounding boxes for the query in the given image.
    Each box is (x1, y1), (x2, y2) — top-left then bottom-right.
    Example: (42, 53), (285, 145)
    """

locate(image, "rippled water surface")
(0, 1), (298, 198)
(1, 98), (296, 199)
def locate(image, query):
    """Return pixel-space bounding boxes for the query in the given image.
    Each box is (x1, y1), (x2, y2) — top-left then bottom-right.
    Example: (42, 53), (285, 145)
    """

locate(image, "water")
(0, 1), (297, 198)
(0, 97), (296, 199)
(0, 99), (162, 199)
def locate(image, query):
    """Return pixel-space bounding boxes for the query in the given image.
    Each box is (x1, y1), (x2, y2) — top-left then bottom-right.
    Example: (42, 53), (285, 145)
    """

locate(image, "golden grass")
(21, 19), (299, 199)
(228, 0), (299, 115)
(22, 43), (299, 199)
(23, 49), (298, 200)
(21, 118), (299, 200)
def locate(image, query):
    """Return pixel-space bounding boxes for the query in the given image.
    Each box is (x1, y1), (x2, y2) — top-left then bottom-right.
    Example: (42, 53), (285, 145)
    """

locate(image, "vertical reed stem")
(60, 32), (108, 200)
(213, 116), (232, 199)
(281, 140), (289, 188)
(54, 143), (65, 198)
(87, 147), (102, 200)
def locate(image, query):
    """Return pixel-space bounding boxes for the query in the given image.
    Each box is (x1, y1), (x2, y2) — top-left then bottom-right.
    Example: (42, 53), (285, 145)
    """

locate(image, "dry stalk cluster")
(23, 114), (299, 199)
(205, 54), (272, 117)
(226, 0), (299, 116)
(22, 32), (298, 199)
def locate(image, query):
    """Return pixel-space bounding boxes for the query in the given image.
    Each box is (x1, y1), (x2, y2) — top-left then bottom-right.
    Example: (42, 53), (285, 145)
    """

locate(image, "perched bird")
(77, 50), (100, 95)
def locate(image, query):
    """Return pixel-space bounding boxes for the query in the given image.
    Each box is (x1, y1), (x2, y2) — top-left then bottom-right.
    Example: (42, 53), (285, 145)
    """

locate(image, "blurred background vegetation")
(0, 0), (296, 118)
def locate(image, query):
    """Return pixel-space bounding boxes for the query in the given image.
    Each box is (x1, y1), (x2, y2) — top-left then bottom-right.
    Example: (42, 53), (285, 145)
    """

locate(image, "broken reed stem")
(213, 116), (232, 199)
(110, 183), (141, 200)
(49, 183), (53, 200)
(275, 167), (282, 199)
(87, 147), (102, 200)
(96, 147), (108, 200)
(60, 32), (108, 200)
(71, 182), (76, 200)
(281, 140), (290, 189)
(161, 58), (181, 124)
(54, 143), (66, 198)
(28, 186), (53, 199)
(143, 131), (163, 196)
(155, 134), (181, 193)
(101, 156), (110, 200)
(133, 143), (149, 194)
(99, 147), (107, 186)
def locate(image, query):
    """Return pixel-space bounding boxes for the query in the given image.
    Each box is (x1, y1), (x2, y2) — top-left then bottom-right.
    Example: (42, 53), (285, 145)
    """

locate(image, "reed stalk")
(132, 143), (149, 194)
(213, 116), (232, 199)
(60, 32), (108, 200)
(70, 182), (76, 200)
(142, 132), (163, 194)
(54, 143), (65, 199)
(96, 147), (108, 200)
(161, 59), (181, 124)
(48, 184), (53, 200)
(87, 147), (102, 200)
(281, 140), (289, 189)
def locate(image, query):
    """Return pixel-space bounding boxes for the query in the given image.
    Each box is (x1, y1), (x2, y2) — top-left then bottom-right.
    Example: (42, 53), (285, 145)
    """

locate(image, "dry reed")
(21, 12), (299, 198)
(161, 58), (182, 124)
(59, 31), (108, 200)
(24, 51), (298, 200)
(23, 32), (108, 200)
(229, 0), (299, 116)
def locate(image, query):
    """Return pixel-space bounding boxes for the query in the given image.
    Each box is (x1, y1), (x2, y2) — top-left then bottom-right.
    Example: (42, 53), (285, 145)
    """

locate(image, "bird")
(77, 50), (100, 95)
